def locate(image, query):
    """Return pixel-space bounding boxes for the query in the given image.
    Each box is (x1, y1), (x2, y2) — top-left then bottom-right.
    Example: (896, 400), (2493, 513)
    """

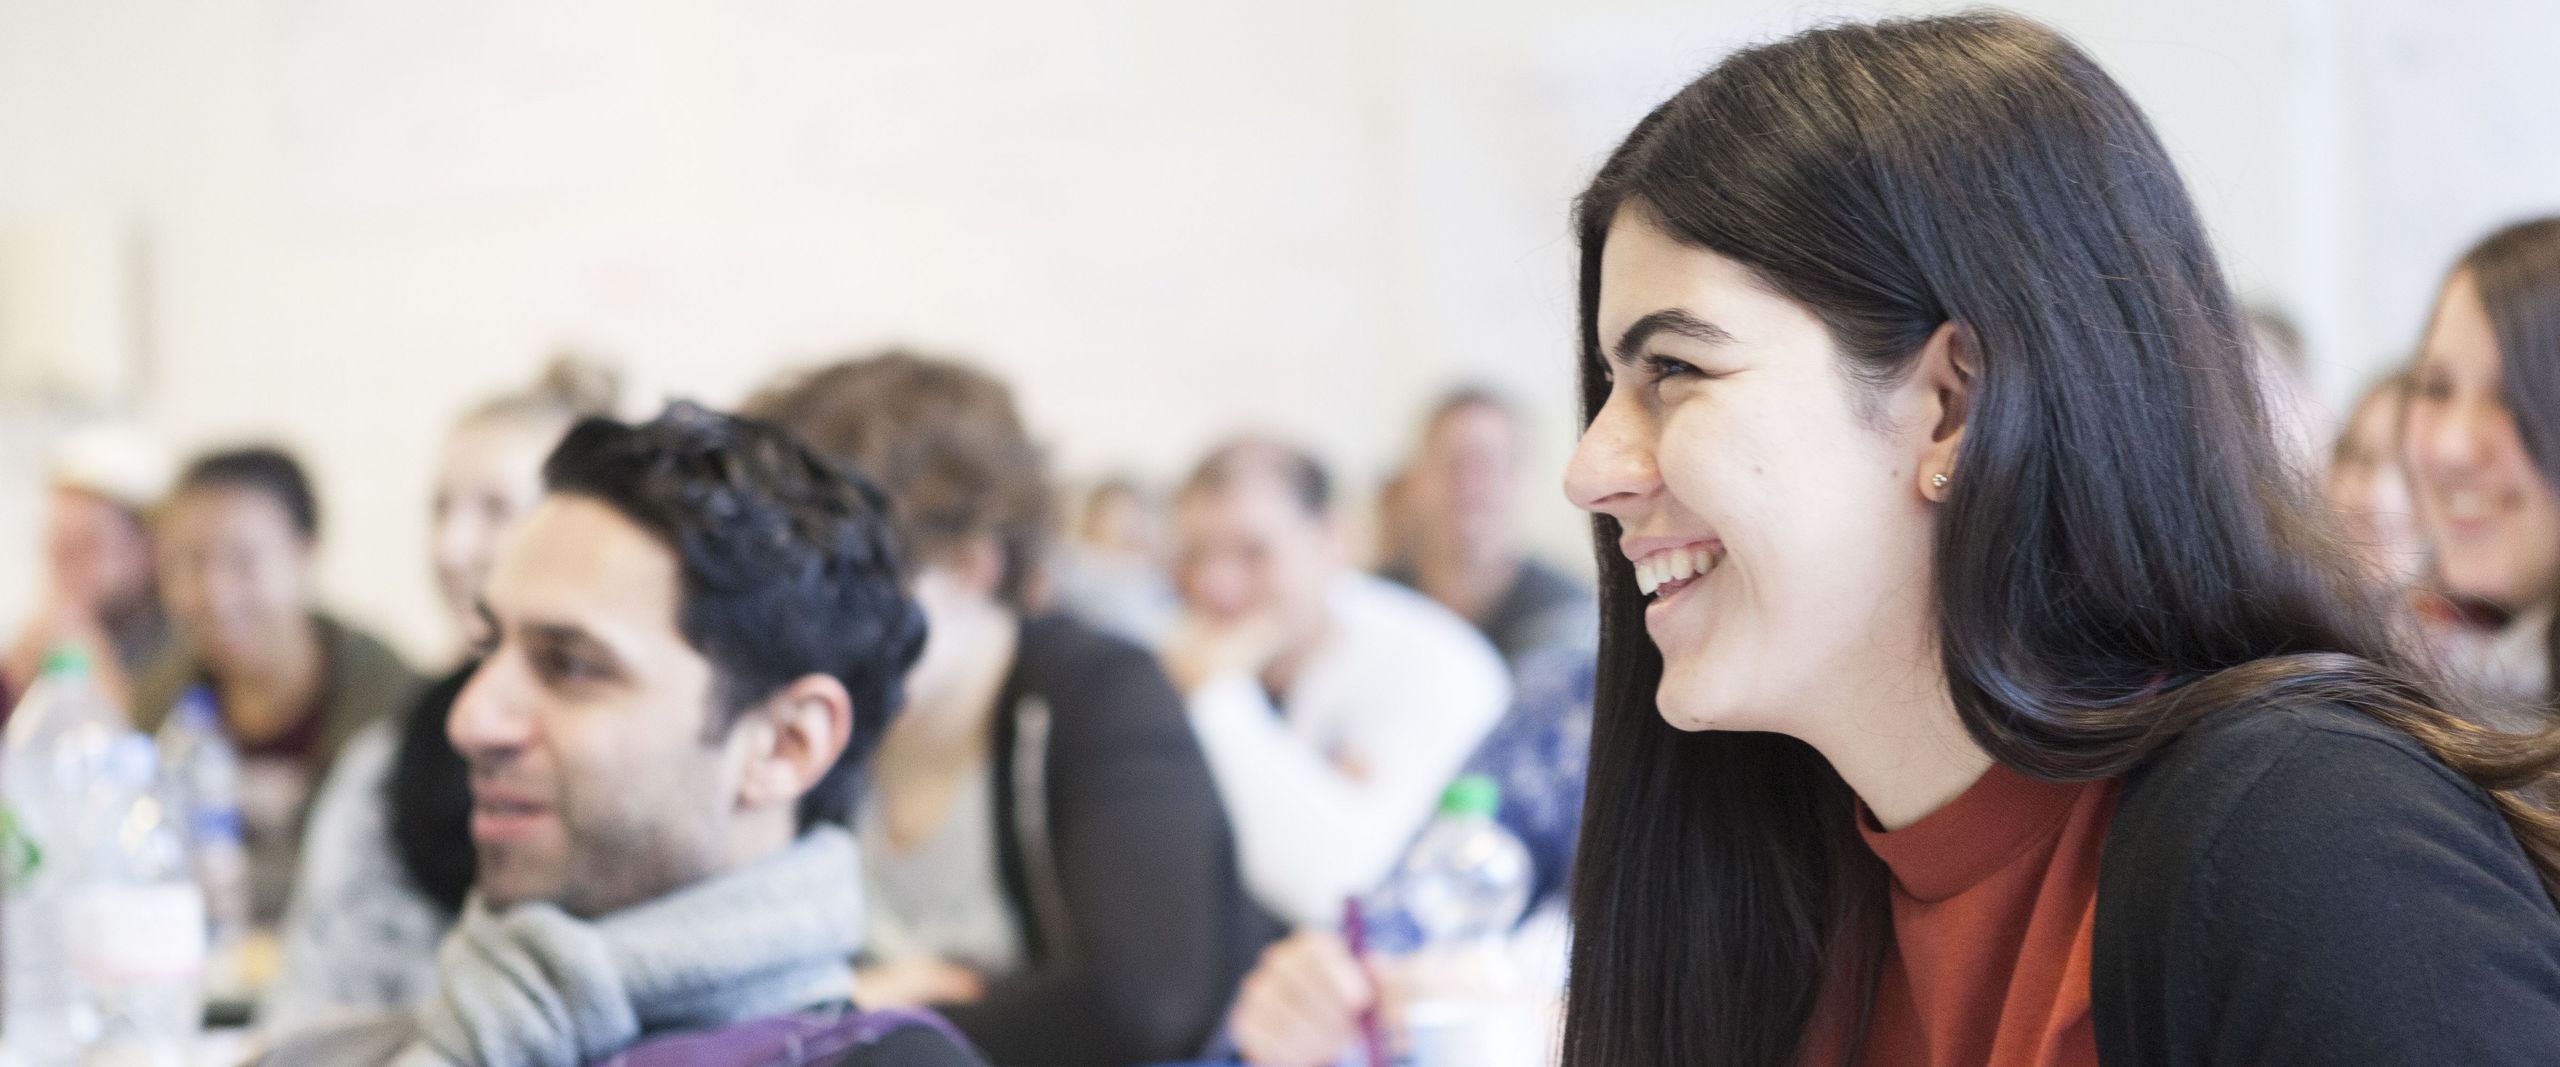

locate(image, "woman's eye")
(1643, 353), (1707, 383)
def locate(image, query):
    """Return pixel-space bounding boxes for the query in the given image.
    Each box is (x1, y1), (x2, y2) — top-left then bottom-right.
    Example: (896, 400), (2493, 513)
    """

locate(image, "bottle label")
(68, 883), (208, 982)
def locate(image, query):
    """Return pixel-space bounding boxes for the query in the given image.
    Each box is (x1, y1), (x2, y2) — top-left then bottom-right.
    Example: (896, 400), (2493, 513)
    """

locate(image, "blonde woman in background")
(260, 356), (619, 1038)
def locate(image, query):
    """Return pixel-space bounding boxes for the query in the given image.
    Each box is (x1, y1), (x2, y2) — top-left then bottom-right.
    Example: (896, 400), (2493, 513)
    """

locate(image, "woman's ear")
(735, 673), (854, 815)
(1912, 321), (1976, 502)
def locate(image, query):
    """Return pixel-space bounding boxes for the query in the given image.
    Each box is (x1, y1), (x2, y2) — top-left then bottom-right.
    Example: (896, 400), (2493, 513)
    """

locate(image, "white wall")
(1, 0), (2553, 665)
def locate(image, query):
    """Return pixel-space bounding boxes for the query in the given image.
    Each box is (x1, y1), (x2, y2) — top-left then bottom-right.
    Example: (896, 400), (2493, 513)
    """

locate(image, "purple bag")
(590, 1007), (970, 1067)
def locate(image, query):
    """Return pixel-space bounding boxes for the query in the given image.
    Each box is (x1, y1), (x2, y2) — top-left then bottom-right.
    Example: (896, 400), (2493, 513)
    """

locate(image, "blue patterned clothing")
(1363, 651), (1594, 955)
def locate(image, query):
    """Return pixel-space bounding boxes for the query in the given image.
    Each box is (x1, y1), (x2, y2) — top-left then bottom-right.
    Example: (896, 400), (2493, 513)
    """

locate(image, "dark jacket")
(931, 616), (1283, 1066)
(2096, 700), (2560, 1064)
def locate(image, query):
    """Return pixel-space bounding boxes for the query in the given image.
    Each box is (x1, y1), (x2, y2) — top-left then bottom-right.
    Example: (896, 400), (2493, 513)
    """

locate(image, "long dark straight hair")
(1561, 14), (2560, 1067)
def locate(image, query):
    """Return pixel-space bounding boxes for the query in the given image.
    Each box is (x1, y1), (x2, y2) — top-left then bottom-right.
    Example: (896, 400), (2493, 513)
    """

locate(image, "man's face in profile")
(450, 495), (749, 918)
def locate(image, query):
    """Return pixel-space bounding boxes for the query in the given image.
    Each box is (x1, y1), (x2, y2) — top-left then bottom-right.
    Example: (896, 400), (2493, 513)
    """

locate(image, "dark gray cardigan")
(934, 615), (1283, 1066)
(2096, 700), (2560, 1063)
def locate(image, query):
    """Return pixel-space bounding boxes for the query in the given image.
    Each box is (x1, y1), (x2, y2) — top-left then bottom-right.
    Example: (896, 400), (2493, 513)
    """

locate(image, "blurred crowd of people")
(4, 346), (1599, 1066)
(15, 199), (2560, 1064)
(11, 133), (2560, 1067)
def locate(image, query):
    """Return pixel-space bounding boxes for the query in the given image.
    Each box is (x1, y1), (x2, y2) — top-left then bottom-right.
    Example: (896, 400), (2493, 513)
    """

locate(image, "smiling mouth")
(1634, 542), (1721, 599)
(468, 784), (554, 841)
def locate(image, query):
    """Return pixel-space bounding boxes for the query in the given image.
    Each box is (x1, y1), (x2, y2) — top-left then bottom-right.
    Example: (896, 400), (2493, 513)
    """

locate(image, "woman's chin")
(1653, 669), (1740, 732)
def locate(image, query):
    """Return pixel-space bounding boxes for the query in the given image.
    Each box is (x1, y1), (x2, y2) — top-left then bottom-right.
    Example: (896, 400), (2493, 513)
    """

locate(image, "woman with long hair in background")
(2404, 219), (2560, 727)
(1560, 14), (2560, 1066)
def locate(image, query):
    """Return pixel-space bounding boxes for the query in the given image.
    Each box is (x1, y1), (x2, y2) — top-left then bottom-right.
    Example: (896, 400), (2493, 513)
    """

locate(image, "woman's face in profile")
(2405, 270), (2560, 612)
(433, 417), (559, 647)
(1565, 207), (1941, 742)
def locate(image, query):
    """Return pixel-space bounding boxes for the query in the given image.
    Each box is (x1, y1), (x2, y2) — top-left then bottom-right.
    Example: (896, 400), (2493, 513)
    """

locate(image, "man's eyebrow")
(520, 620), (632, 672)
(1613, 309), (1736, 364)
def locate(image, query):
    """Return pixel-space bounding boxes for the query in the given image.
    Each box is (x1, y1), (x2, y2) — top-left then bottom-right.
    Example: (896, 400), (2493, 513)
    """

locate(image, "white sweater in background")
(1185, 573), (1510, 928)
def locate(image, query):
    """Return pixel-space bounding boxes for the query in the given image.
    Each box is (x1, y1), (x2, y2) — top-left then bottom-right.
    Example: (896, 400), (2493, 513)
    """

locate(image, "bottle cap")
(1438, 773), (1500, 818)
(37, 645), (91, 678)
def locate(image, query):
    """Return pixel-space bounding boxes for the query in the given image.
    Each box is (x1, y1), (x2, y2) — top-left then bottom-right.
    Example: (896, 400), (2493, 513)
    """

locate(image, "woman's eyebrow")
(1613, 309), (1736, 364)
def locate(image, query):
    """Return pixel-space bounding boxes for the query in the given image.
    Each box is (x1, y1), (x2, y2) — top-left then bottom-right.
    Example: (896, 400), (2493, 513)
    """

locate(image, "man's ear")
(736, 673), (854, 815)
(1908, 321), (1977, 503)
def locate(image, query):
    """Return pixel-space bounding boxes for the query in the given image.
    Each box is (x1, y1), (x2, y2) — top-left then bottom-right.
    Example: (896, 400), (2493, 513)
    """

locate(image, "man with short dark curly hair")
(264, 403), (983, 1067)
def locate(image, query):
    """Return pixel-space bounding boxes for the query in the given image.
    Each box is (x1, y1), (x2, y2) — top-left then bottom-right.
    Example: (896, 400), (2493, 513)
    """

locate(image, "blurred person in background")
(749, 352), (1276, 1067)
(1378, 388), (1595, 666)
(1, 422), (174, 714)
(2326, 370), (2527, 721)
(264, 356), (621, 1036)
(1162, 438), (1508, 930)
(2328, 371), (2429, 592)
(131, 446), (422, 929)
(1045, 476), (1180, 645)
(2248, 304), (2333, 471)
(1370, 467), (1419, 570)
(1225, 652), (1592, 1066)
(2405, 217), (2560, 730)
(261, 404), (978, 1067)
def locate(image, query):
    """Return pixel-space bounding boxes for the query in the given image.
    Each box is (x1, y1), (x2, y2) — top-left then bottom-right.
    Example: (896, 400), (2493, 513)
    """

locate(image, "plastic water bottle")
(1392, 774), (1542, 1067)
(154, 687), (252, 1002)
(66, 735), (206, 1067)
(3, 647), (131, 1066)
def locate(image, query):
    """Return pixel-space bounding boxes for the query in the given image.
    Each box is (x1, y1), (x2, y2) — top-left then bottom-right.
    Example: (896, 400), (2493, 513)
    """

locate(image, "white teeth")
(1633, 544), (1718, 598)
(1664, 552), (1695, 585)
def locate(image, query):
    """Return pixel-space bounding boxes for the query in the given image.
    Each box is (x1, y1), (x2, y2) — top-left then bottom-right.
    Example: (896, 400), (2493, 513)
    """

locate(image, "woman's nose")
(1564, 389), (1662, 520)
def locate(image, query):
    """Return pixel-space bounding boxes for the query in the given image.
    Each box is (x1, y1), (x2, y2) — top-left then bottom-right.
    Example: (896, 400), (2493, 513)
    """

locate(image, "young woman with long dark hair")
(2405, 219), (2560, 724)
(1559, 14), (2560, 1066)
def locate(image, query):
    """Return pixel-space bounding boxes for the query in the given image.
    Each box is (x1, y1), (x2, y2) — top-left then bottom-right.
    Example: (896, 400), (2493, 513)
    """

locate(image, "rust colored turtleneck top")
(1803, 764), (2122, 1067)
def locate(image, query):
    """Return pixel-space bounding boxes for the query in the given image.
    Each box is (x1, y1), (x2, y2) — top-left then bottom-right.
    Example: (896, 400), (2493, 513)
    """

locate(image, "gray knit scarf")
(384, 826), (863, 1067)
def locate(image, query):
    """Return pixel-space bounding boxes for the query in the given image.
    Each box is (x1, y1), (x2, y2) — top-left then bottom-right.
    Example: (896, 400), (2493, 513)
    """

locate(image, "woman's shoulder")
(1011, 615), (1170, 697)
(315, 612), (427, 720)
(2129, 696), (2474, 796)
(2103, 693), (2560, 969)
(2112, 697), (2510, 876)
(2095, 690), (2560, 1062)
(1005, 616), (1187, 741)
